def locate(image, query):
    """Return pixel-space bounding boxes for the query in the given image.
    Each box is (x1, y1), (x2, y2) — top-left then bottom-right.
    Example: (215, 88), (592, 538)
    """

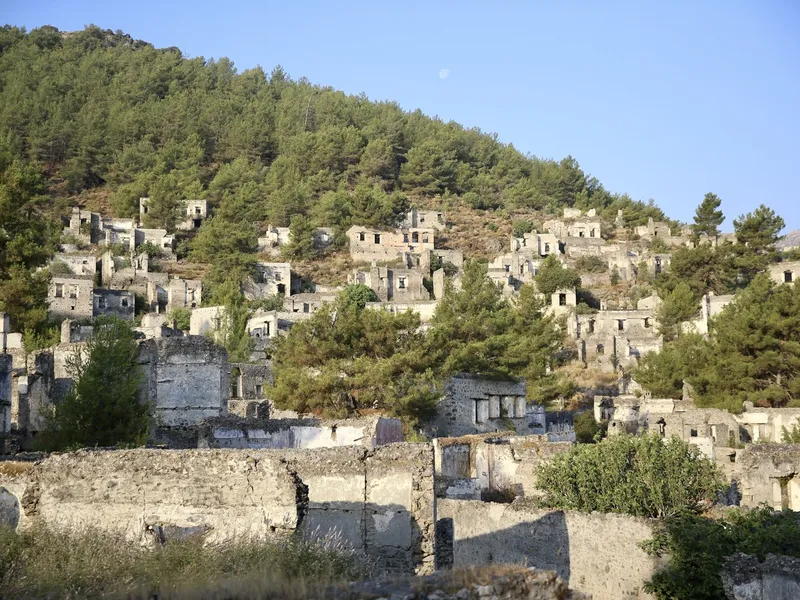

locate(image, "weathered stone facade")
(137, 336), (229, 429)
(2, 444), (437, 574)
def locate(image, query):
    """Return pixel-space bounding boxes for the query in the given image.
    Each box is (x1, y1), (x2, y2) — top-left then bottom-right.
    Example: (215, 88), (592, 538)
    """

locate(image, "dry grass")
(162, 260), (210, 281)
(290, 251), (355, 288)
(0, 525), (373, 600)
(0, 462), (34, 478)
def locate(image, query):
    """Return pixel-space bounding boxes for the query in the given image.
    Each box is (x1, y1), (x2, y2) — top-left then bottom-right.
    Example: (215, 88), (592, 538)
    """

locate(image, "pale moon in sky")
(439, 69), (450, 80)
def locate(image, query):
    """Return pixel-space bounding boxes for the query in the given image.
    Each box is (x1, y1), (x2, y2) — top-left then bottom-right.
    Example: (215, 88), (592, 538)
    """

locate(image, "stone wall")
(733, 444), (800, 510)
(428, 375), (534, 438)
(137, 336), (229, 428)
(198, 416), (404, 450)
(722, 553), (800, 600)
(437, 499), (661, 600)
(1, 444), (436, 575)
(434, 434), (572, 499)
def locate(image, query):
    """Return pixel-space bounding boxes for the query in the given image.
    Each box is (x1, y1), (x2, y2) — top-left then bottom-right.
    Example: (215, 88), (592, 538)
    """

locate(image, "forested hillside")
(0, 25), (670, 230)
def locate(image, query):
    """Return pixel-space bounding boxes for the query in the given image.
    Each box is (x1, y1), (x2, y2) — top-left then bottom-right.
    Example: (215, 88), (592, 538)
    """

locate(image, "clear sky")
(3, 0), (799, 230)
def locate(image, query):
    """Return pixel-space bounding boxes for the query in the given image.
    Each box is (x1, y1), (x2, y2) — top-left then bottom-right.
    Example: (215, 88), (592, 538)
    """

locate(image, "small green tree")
(282, 213), (317, 260)
(167, 307), (192, 331)
(692, 192), (724, 241)
(537, 434), (724, 518)
(340, 283), (379, 310)
(534, 255), (581, 296)
(782, 423), (800, 443)
(573, 411), (604, 443)
(657, 281), (699, 340)
(38, 318), (150, 450)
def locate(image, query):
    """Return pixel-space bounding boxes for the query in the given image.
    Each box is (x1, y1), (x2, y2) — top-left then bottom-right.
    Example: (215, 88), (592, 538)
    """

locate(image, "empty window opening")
(193, 218), (202, 228)
(596, 343), (605, 355)
(398, 277), (406, 289)
(403, 233), (409, 243)
(504, 265), (510, 272)
(231, 367), (242, 398)
(277, 283), (286, 295)
(559, 293), (567, 306)
(358, 232), (365, 242)
(121, 297), (129, 308)
(590, 229), (596, 238)
(785, 271), (794, 283)
(412, 232), (419, 243)
(69, 285), (78, 299)
(303, 303), (310, 313)
(55, 283), (64, 298)
(644, 317), (651, 328)
(374, 234), (381, 244)
(588, 319), (595, 334)
(255, 384), (262, 399)
(97, 296), (107, 309)
(690, 428), (698, 437)
(617, 319), (625, 331)
(195, 207), (202, 215)
(578, 231), (584, 237)
(423, 233), (429, 243)
(544, 243), (550, 254)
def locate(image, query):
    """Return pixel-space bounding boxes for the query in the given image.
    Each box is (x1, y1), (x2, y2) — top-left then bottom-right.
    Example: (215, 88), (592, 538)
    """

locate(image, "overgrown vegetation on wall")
(536, 433), (724, 518)
(0, 524), (372, 599)
(643, 507), (800, 600)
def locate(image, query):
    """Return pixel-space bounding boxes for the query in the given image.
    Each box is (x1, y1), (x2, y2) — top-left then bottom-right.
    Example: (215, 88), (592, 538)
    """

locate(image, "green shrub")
(167, 307), (192, 331)
(643, 507), (800, 600)
(36, 317), (151, 450)
(537, 433), (724, 518)
(573, 411), (605, 443)
(574, 256), (608, 273)
(512, 220), (535, 238)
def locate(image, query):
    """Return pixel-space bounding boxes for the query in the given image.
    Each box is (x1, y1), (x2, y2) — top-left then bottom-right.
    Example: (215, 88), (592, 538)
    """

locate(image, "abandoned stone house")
(404, 208), (446, 231)
(52, 252), (97, 276)
(510, 232), (560, 257)
(284, 292), (338, 314)
(733, 444), (800, 511)
(634, 217), (673, 242)
(48, 275), (94, 320)
(426, 374), (574, 440)
(769, 260), (800, 285)
(569, 308), (662, 368)
(227, 362), (271, 418)
(257, 224), (291, 251)
(167, 278), (202, 311)
(346, 224), (435, 263)
(681, 292), (735, 336)
(433, 433), (572, 500)
(350, 265), (429, 302)
(543, 209), (602, 242)
(244, 262), (292, 298)
(547, 288), (577, 317)
(365, 300), (439, 326)
(176, 199), (208, 231)
(63, 207), (102, 244)
(94, 289), (135, 321)
(189, 305), (225, 336)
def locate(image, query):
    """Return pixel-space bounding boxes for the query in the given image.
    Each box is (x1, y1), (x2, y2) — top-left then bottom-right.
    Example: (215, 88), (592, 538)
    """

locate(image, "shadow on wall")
(299, 501), (423, 575)
(444, 511), (570, 582)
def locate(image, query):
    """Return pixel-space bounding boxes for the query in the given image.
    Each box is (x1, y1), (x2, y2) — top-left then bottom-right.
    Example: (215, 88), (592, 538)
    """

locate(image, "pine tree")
(692, 193), (724, 240)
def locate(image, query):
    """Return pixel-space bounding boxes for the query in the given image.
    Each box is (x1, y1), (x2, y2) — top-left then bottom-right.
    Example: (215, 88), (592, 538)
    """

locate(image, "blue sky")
(4, 0), (799, 230)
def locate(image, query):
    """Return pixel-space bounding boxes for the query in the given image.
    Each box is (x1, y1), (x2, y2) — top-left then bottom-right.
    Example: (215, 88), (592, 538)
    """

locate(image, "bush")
(643, 507), (800, 600)
(573, 411), (604, 443)
(49, 260), (73, 275)
(512, 220), (535, 238)
(537, 433), (724, 518)
(574, 256), (608, 274)
(36, 317), (151, 450)
(0, 524), (373, 599)
(167, 307), (192, 331)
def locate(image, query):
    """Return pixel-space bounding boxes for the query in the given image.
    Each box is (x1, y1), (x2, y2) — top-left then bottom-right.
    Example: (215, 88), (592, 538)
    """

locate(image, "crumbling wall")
(733, 444), (800, 509)
(437, 499), (661, 600)
(722, 553), (800, 600)
(198, 416), (404, 450)
(137, 336), (229, 428)
(7, 444), (436, 574)
(435, 435), (572, 499)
